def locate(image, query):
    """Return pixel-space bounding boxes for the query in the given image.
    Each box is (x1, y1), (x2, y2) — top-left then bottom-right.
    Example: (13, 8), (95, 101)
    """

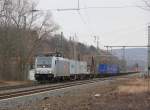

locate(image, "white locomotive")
(34, 53), (90, 81)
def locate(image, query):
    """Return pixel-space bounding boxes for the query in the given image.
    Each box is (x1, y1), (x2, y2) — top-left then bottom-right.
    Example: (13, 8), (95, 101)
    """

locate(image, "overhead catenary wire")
(77, 0), (100, 46)
(75, 0), (94, 40)
(76, 10), (94, 36)
(77, 10), (86, 25)
(79, 5), (149, 9)
(46, 5), (150, 12)
(82, 0), (95, 35)
(43, 0), (150, 47)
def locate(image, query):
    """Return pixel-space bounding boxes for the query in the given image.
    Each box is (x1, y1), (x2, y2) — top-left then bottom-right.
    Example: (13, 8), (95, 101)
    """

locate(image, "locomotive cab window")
(36, 57), (52, 68)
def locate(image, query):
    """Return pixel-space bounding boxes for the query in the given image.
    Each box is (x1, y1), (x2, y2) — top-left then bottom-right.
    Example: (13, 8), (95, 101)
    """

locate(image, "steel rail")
(0, 83), (39, 91)
(0, 78), (109, 100)
(0, 72), (137, 100)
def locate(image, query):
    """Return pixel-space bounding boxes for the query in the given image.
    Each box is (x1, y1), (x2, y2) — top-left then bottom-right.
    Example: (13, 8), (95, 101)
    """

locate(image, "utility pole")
(94, 36), (100, 73)
(106, 46), (109, 53)
(70, 36), (77, 60)
(73, 34), (77, 60)
(60, 32), (63, 56)
(148, 26), (150, 77)
(148, 25), (150, 93)
(106, 46), (109, 64)
(122, 46), (126, 72)
(23, 16), (26, 29)
(94, 36), (100, 55)
(94, 36), (100, 51)
(78, 0), (80, 9)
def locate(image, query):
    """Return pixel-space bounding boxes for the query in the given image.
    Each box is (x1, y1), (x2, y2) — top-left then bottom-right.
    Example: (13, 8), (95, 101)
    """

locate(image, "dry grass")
(118, 78), (150, 94)
(0, 80), (32, 87)
(7, 77), (150, 110)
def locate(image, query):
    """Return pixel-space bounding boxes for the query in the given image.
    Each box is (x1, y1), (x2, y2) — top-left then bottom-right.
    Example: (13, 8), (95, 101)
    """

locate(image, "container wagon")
(98, 64), (119, 76)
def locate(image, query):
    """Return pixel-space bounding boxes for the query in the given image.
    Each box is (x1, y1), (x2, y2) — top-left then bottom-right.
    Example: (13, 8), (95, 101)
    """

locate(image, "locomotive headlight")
(36, 71), (40, 74)
(49, 71), (52, 74)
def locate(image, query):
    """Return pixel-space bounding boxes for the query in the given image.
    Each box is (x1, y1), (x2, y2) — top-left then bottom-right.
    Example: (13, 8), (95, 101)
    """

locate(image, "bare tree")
(0, 0), (58, 80)
(139, 0), (150, 11)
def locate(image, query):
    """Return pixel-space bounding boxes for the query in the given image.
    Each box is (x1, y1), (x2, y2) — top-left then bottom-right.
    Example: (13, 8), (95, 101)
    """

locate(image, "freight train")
(34, 53), (119, 82)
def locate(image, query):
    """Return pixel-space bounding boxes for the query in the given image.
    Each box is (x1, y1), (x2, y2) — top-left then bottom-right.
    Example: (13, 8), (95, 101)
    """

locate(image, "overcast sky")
(37, 0), (150, 48)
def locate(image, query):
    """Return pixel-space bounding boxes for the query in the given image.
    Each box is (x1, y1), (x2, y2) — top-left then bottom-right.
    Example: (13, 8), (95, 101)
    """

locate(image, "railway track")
(0, 72), (138, 100)
(0, 83), (39, 91)
(0, 78), (112, 100)
(0, 72), (136, 91)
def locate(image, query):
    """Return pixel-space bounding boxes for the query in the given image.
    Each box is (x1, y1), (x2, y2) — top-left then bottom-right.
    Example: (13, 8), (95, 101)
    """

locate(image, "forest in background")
(0, 0), (124, 80)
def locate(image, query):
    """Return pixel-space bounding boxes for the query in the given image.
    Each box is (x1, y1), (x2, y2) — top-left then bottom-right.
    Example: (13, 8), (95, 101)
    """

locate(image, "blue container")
(98, 64), (119, 75)
(107, 64), (118, 75)
(98, 64), (107, 74)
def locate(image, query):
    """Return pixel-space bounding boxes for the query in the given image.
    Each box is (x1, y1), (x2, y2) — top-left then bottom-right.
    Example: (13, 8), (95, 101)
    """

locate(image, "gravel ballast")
(0, 76), (150, 110)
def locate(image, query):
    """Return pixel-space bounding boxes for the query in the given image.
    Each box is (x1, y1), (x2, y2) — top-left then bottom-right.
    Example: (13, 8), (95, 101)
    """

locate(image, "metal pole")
(147, 26), (150, 93)
(106, 46), (109, 53)
(122, 46), (126, 72)
(110, 47), (113, 54)
(72, 36), (76, 60)
(23, 16), (26, 29)
(97, 36), (99, 51)
(106, 46), (109, 64)
(148, 26), (150, 77)
(110, 47), (112, 64)
(95, 36), (100, 73)
(122, 46), (125, 62)
(78, 0), (80, 9)
(73, 34), (78, 60)
(60, 32), (63, 56)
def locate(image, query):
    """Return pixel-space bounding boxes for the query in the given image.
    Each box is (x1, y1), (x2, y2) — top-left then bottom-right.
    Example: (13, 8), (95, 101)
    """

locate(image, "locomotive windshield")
(36, 57), (52, 68)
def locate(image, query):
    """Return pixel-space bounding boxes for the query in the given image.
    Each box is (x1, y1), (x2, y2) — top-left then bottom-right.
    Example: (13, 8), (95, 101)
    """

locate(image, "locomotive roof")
(36, 52), (63, 57)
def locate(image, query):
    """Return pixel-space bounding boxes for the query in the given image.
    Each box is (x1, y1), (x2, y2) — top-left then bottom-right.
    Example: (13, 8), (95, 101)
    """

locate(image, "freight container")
(78, 62), (88, 74)
(76, 61), (80, 74)
(98, 64), (119, 75)
(55, 58), (70, 76)
(69, 60), (78, 74)
(69, 60), (88, 75)
(98, 64), (107, 74)
(107, 64), (119, 75)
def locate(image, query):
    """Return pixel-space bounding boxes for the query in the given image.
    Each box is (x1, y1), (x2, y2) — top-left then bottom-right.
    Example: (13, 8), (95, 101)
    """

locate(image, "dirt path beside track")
(2, 77), (150, 110)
